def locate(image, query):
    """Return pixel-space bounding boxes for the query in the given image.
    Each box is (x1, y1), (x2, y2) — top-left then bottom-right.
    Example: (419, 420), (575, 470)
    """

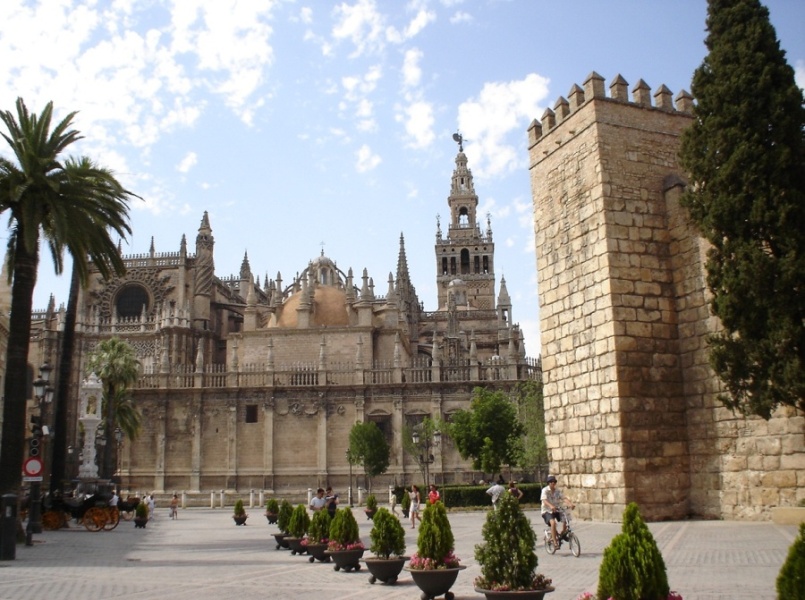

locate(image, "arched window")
(460, 249), (470, 274)
(115, 284), (150, 318)
(458, 207), (470, 228)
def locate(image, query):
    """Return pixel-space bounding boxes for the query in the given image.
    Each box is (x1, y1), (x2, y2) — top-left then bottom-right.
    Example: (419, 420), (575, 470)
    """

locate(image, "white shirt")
(541, 485), (564, 514)
(309, 496), (327, 511)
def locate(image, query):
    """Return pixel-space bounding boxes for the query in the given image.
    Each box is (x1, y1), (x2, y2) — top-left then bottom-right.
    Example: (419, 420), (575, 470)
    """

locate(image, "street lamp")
(345, 449), (354, 507)
(412, 427), (441, 489)
(26, 362), (53, 542)
(114, 427), (123, 488)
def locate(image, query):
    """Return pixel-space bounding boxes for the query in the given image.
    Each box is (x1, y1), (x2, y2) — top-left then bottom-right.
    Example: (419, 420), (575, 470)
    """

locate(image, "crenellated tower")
(435, 135), (496, 310)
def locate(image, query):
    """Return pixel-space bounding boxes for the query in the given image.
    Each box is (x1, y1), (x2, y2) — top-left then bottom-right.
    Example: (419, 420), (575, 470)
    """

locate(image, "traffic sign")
(23, 457), (43, 477)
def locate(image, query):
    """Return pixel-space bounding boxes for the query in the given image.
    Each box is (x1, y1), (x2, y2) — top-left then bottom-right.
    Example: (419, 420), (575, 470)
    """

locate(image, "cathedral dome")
(273, 284), (350, 328)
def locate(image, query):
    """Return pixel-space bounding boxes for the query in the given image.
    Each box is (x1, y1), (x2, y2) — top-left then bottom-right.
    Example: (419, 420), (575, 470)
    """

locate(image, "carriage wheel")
(103, 507), (120, 531)
(83, 507), (106, 531)
(42, 510), (67, 531)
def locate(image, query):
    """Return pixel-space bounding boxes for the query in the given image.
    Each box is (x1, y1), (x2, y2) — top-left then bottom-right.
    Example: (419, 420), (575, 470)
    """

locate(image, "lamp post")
(114, 427), (123, 489)
(26, 362), (54, 542)
(345, 449), (354, 507)
(412, 427), (441, 489)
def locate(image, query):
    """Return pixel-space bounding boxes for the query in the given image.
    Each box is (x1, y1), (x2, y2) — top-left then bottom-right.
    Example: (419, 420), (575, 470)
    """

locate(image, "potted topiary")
(776, 522), (805, 599)
(401, 489), (411, 519)
(474, 492), (554, 599)
(285, 504), (311, 554)
(364, 493), (378, 520)
(405, 500), (464, 600)
(265, 497), (279, 524)
(304, 509), (332, 563)
(232, 498), (248, 526)
(364, 507), (407, 585)
(134, 501), (148, 528)
(273, 499), (293, 549)
(325, 506), (365, 572)
(597, 502), (673, 600)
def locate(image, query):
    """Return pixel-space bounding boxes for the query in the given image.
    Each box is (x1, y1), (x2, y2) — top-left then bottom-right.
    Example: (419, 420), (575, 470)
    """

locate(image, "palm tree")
(0, 98), (134, 494)
(86, 337), (141, 480)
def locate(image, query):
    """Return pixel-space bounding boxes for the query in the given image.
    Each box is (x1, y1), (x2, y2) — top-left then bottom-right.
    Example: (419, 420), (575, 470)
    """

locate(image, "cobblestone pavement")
(0, 506), (796, 600)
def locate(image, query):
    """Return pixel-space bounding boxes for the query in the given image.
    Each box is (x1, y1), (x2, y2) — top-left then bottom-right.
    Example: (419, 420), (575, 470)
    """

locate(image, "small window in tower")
(483, 256), (489, 274)
(458, 207), (470, 228)
(450, 257), (457, 275)
(245, 405), (258, 423)
(442, 257), (448, 275)
(474, 256), (480, 274)
(460, 249), (470, 274)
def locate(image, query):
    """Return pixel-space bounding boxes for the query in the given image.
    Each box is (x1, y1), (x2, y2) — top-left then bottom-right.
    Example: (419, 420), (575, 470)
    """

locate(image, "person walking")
(169, 494), (179, 519)
(409, 485), (421, 529)
(486, 478), (505, 510)
(427, 484), (440, 505)
(508, 480), (523, 501)
(309, 488), (327, 512)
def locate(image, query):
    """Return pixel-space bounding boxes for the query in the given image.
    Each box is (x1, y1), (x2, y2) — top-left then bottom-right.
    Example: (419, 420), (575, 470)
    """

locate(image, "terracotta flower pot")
(474, 586), (556, 600)
(405, 565), (466, 600)
(233, 514), (248, 526)
(265, 512), (278, 525)
(273, 532), (290, 550)
(364, 556), (408, 585)
(324, 547), (365, 572)
(285, 536), (307, 555)
(305, 542), (330, 563)
(133, 516), (148, 529)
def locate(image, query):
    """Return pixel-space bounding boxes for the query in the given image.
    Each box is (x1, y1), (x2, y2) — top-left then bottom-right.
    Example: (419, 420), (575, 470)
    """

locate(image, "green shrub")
(369, 507), (406, 559)
(328, 506), (361, 550)
(135, 502), (148, 519)
(413, 501), (459, 568)
(265, 497), (279, 514)
(597, 503), (670, 600)
(287, 504), (310, 538)
(365, 493), (378, 510)
(233, 498), (246, 516)
(475, 492), (548, 591)
(777, 522), (805, 599)
(277, 499), (293, 534)
(401, 490), (411, 512)
(308, 509), (332, 543)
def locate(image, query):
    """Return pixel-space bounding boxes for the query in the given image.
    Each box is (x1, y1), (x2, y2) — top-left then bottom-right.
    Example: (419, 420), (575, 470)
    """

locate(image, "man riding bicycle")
(540, 475), (574, 548)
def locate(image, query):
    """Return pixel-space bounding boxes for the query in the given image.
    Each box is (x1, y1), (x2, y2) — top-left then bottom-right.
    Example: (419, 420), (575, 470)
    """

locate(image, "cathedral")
(22, 145), (539, 495)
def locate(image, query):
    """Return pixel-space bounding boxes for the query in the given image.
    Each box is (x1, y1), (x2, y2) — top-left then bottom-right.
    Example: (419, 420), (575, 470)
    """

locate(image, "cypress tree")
(679, 0), (805, 419)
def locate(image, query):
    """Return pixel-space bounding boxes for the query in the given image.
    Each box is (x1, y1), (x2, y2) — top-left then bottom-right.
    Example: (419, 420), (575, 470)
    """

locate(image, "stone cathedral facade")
(528, 72), (804, 522)
(19, 148), (539, 495)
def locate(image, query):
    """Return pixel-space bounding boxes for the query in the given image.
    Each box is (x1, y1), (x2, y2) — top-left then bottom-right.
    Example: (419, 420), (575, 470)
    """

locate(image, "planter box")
(771, 507), (805, 525)
(475, 586), (555, 600)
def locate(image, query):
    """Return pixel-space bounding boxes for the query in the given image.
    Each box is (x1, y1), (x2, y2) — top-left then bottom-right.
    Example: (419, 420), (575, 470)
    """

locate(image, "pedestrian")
(486, 478), (505, 510)
(147, 493), (156, 520)
(541, 475), (575, 548)
(309, 488), (327, 512)
(108, 489), (119, 507)
(410, 485), (421, 529)
(508, 480), (523, 501)
(427, 484), (440, 504)
(325, 487), (339, 518)
(169, 494), (179, 519)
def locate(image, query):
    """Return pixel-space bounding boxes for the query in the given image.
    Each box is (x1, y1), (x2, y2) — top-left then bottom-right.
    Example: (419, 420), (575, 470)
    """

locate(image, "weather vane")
(452, 131), (464, 152)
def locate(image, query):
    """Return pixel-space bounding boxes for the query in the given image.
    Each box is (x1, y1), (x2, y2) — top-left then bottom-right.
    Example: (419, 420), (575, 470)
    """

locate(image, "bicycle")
(543, 506), (580, 557)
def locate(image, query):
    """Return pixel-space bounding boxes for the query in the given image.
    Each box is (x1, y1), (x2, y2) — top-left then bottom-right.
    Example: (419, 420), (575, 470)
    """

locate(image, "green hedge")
(392, 482), (545, 508)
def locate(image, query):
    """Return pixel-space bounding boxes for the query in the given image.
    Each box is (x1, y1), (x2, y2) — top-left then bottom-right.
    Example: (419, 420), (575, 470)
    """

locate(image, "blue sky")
(2, 0), (804, 355)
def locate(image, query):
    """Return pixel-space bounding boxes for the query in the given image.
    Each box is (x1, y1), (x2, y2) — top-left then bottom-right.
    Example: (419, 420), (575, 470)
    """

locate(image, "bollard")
(0, 494), (17, 560)
(307, 487), (313, 506)
(210, 491), (215, 509)
(358, 487), (364, 506)
(181, 491), (187, 509)
(258, 490), (265, 507)
(219, 490), (225, 509)
(249, 489), (255, 508)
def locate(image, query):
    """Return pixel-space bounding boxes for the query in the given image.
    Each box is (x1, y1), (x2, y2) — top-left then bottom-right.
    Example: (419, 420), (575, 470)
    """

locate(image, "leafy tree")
(0, 98), (134, 493)
(678, 0), (805, 419)
(512, 380), (548, 481)
(776, 522), (805, 599)
(447, 387), (523, 476)
(597, 503), (670, 600)
(368, 507), (406, 559)
(348, 421), (390, 492)
(86, 337), (141, 479)
(402, 416), (442, 485)
(287, 504), (310, 538)
(277, 499), (293, 534)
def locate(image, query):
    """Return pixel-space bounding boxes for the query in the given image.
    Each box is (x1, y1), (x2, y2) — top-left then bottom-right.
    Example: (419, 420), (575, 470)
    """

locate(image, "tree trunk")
(0, 239), (39, 494)
(50, 265), (80, 495)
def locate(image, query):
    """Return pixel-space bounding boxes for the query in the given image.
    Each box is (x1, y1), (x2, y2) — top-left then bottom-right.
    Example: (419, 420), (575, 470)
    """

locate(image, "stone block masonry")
(528, 72), (804, 521)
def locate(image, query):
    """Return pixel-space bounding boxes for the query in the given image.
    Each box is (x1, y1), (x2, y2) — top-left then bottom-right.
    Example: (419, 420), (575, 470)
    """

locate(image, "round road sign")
(23, 457), (44, 477)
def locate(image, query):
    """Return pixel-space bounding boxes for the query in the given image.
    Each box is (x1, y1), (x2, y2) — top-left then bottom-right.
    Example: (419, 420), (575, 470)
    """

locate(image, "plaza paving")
(0, 506), (796, 600)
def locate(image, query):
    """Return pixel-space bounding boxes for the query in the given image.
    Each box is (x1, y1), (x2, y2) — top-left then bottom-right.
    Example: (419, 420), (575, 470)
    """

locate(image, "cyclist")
(540, 475), (574, 548)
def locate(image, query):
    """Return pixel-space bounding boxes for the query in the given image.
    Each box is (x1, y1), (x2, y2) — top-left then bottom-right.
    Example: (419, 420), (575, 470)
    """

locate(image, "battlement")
(528, 71), (693, 147)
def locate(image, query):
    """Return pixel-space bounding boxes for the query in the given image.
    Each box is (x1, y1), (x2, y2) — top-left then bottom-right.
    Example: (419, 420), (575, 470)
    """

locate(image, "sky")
(2, 0), (804, 357)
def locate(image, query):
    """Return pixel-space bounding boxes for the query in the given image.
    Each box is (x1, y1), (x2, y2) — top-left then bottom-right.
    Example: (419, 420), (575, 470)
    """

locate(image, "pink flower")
(408, 551), (461, 570)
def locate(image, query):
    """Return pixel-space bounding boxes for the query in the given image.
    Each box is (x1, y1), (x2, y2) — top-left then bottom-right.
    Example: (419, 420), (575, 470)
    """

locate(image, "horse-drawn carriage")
(37, 482), (139, 531)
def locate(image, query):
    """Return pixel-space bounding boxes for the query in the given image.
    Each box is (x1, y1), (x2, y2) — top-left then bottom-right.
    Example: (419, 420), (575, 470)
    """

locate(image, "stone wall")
(528, 72), (805, 521)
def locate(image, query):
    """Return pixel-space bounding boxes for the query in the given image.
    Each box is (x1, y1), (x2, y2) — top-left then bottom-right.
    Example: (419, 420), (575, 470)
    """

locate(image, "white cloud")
(299, 7), (313, 24)
(356, 144), (381, 172)
(402, 48), (423, 89)
(795, 59), (805, 92)
(398, 100), (435, 149)
(449, 11), (472, 24)
(457, 73), (550, 179)
(177, 151), (198, 173)
(331, 0), (386, 57)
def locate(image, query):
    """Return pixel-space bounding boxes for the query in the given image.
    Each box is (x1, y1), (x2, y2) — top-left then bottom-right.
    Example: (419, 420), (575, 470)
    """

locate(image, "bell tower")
(435, 134), (496, 310)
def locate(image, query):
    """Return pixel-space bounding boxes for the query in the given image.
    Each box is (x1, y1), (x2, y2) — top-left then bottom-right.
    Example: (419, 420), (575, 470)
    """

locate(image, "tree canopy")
(512, 380), (548, 481)
(0, 98), (134, 493)
(679, 0), (805, 418)
(348, 421), (390, 492)
(447, 387), (523, 475)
